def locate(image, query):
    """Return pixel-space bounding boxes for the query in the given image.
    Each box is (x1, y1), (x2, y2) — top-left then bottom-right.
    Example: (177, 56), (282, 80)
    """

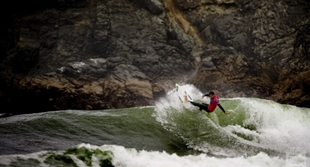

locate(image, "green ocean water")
(0, 84), (309, 167)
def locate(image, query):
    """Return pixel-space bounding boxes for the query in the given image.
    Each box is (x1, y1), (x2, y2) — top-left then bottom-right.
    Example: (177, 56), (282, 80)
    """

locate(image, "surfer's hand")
(201, 95), (204, 99)
(225, 111), (230, 115)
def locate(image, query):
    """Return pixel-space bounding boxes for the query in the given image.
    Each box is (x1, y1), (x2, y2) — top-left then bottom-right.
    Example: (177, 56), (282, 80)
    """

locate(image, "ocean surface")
(0, 84), (309, 167)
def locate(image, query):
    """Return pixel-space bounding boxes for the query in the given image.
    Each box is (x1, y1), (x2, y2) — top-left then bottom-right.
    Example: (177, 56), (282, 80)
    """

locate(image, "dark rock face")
(176, 0), (310, 101)
(0, 0), (309, 114)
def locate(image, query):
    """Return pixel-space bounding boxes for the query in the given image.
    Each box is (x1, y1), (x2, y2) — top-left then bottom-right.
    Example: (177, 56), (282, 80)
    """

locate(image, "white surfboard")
(175, 83), (193, 103)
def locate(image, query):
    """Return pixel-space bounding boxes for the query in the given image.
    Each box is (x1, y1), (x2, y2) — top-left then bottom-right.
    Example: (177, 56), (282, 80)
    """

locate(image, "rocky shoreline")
(0, 0), (309, 115)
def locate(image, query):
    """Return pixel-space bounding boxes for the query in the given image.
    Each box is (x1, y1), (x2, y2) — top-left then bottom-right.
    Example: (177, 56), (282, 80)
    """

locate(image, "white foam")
(154, 84), (204, 123)
(224, 124), (260, 142)
(0, 144), (307, 167)
(240, 98), (310, 153)
(82, 144), (304, 167)
(154, 84), (310, 157)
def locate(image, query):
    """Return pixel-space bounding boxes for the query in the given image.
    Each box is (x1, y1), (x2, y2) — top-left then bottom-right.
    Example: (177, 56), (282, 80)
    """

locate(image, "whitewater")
(0, 84), (309, 167)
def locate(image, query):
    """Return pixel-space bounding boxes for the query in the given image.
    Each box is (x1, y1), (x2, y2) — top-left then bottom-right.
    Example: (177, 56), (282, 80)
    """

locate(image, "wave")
(0, 84), (309, 166)
(154, 84), (310, 157)
(0, 143), (307, 167)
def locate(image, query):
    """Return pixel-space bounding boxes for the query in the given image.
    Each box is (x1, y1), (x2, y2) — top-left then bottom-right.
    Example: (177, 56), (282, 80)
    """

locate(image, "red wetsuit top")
(208, 95), (220, 112)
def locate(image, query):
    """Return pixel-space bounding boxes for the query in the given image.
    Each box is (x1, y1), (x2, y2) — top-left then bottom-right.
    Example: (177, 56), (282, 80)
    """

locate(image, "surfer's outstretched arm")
(218, 104), (229, 114)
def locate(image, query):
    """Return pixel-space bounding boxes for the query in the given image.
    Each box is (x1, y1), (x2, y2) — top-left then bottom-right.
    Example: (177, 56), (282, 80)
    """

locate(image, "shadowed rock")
(0, 0), (309, 115)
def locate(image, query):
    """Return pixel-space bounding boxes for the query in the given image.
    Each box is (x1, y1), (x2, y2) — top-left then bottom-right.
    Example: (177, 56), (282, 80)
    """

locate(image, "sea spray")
(154, 84), (310, 158)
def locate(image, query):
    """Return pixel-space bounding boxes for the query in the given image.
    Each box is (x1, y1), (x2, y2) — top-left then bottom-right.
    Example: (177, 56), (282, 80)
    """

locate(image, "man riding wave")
(186, 91), (229, 115)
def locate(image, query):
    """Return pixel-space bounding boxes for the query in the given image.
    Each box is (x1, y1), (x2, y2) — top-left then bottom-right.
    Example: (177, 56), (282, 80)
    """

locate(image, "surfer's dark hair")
(204, 91), (215, 96)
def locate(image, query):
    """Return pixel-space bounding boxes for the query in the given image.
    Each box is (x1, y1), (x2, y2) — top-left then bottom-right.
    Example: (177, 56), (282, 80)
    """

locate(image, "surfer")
(186, 91), (229, 114)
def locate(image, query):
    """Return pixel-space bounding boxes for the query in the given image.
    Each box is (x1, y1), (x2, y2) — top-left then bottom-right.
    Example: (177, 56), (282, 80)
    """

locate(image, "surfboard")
(175, 83), (193, 103)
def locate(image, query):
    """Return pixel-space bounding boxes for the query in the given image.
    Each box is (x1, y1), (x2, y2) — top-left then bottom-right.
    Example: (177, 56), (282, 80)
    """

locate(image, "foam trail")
(225, 98), (310, 154)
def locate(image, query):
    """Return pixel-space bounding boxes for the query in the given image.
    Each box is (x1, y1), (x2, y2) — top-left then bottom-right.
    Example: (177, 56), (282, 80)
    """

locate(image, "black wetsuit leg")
(190, 102), (212, 113)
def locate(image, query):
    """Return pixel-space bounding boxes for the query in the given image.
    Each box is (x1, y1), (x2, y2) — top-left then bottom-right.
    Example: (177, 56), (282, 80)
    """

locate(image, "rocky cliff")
(0, 0), (309, 114)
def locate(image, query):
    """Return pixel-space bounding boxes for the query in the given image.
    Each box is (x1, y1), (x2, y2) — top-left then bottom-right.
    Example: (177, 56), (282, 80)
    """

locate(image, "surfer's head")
(203, 91), (215, 98)
(206, 91), (215, 97)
